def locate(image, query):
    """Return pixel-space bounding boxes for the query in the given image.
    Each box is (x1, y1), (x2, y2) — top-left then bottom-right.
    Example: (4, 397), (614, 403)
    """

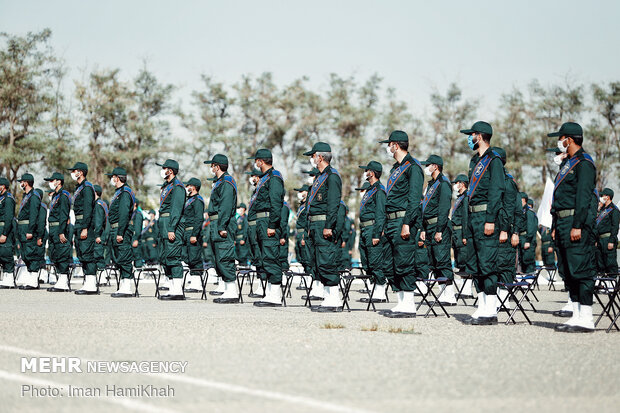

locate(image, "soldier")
(519, 194), (538, 274)
(304, 142), (343, 312)
(343, 210), (355, 270)
(380, 131), (424, 318)
(354, 182), (371, 275)
(300, 168), (324, 301)
(157, 159), (186, 300)
(540, 225), (556, 266)
(93, 185), (109, 277)
(34, 188), (48, 284)
(204, 154), (239, 304)
(494, 147), (520, 309)
(44, 172), (73, 293)
(131, 199), (145, 271)
(66, 162), (98, 295)
(182, 177), (205, 293)
(336, 200), (348, 272)
(460, 121), (505, 325)
(595, 188), (618, 275)
(247, 149), (285, 308)
(14, 174), (42, 289)
(141, 210), (158, 265)
(244, 170), (263, 299)
(548, 122), (598, 332)
(357, 161), (387, 303)
(0, 177), (16, 288)
(234, 203), (250, 266)
(450, 174), (472, 296)
(294, 184), (312, 289)
(420, 155), (455, 305)
(106, 167), (137, 298)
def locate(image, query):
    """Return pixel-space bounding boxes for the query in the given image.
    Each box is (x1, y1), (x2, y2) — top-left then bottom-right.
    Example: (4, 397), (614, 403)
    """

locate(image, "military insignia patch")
(317, 193), (323, 201)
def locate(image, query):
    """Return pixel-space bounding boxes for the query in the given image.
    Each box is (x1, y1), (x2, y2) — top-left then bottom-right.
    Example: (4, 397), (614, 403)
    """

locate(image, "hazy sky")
(1, 0), (619, 120)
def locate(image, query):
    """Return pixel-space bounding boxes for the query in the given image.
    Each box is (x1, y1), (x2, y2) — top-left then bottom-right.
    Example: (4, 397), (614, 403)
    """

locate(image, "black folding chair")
(67, 263), (82, 292)
(497, 278), (537, 325)
(536, 265), (557, 291)
(594, 273), (620, 332)
(416, 276), (451, 318)
(136, 266), (160, 298)
(454, 271), (474, 306)
(199, 264), (212, 300)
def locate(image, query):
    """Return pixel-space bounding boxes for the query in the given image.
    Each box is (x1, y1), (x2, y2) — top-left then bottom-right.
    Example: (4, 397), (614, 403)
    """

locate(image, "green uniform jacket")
(336, 201), (347, 241)
(345, 217), (356, 251)
(551, 148), (597, 230)
(48, 188), (71, 239)
(250, 167), (284, 230)
(451, 192), (469, 237)
(235, 214), (249, 243)
(500, 173), (519, 235)
(596, 203), (619, 243)
(306, 166), (342, 230)
(280, 202), (290, 239)
(207, 173), (237, 233)
(523, 207), (538, 244)
(0, 191), (16, 238)
(468, 148), (505, 224)
(131, 207), (144, 242)
(109, 185), (135, 234)
(159, 178), (186, 233)
(17, 189), (41, 236)
(37, 201), (48, 243)
(386, 153), (424, 229)
(72, 180), (95, 231)
(295, 201), (308, 238)
(421, 173), (451, 233)
(94, 199), (109, 239)
(183, 195), (205, 238)
(359, 181), (386, 239)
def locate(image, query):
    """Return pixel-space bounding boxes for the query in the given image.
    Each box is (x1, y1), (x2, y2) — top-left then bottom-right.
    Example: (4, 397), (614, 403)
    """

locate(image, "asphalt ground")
(0, 271), (618, 413)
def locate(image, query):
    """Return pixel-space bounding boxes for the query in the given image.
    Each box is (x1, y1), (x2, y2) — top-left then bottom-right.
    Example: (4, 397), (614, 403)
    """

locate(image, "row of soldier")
(0, 121), (617, 331)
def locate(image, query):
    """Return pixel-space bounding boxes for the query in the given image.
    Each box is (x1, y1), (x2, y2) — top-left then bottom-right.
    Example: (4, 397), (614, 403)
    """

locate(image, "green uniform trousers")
(235, 237), (250, 265)
(0, 224), (15, 273)
(497, 241), (517, 284)
(48, 227), (71, 274)
(247, 222), (260, 268)
(183, 229), (203, 275)
(382, 217), (417, 292)
(425, 223), (453, 282)
(596, 236), (618, 275)
(359, 226), (386, 285)
(555, 215), (596, 305)
(466, 210), (500, 295)
(17, 224), (41, 272)
(307, 219), (340, 287)
(157, 216), (183, 279)
(109, 228), (134, 279)
(74, 227), (96, 275)
(208, 220), (236, 283)
(519, 239), (536, 274)
(256, 218), (283, 285)
(451, 228), (467, 270)
(295, 232), (313, 276)
(541, 242), (556, 266)
(94, 240), (106, 271)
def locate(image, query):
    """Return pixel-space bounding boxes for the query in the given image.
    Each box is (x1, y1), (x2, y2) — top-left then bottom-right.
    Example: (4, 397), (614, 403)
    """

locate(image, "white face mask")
(310, 156), (318, 168)
(70, 171), (79, 181)
(364, 171), (371, 181)
(249, 177), (256, 186)
(557, 139), (567, 153)
(599, 197), (607, 204)
(553, 154), (564, 165)
(48, 182), (56, 190)
(20, 183), (27, 192)
(160, 169), (168, 179)
(110, 177), (116, 187)
(386, 145), (394, 157)
(424, 166), (432, 176)
(297, 192), (304, 201)
(453, 184), (459, 192)
(254, 161), (261, 170)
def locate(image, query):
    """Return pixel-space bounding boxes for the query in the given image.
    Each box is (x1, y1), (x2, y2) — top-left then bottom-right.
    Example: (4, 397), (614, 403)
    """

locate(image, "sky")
(1, 0), (619, 121)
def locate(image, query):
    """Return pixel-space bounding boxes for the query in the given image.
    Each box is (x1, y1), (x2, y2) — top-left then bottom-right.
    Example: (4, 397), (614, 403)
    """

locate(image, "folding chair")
(454, 271), (474, 306)
(135, 266), (159, 298)
(497, 277), (537, 325)
(105, 264), (120, 289)
(67, 263), (82, 292)
(535, 265), (557, 291)
(594, 273), (620, 332)
(281, 271), (295, 304)
(416, 276), (450, 318)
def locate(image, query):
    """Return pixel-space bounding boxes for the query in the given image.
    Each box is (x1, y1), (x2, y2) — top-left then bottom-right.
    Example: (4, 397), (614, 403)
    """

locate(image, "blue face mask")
(468, 134), (478, 151)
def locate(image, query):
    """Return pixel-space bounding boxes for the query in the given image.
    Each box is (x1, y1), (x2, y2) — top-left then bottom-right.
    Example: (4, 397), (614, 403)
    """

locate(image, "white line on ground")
(0, 344), (374, 413)
(0, 369), (180, 413)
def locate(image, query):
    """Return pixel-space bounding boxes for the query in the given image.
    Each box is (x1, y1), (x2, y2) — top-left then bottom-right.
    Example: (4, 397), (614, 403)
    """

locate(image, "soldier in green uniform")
(519, 193), (538, 274)
(548, 122), (598, 332)
(156, 159), (186, 300)
(460, 121), (505, 325)
(540, 225), (556, 266)
(595, 188), (618, 275)
(420, 155), (455, 305)
(280, 200), (291, 272)
(247, 149), (285, 307)
(357, 161), (387, 302)
(182, 177), (205, 293)
(492, 147), (520, 309)
(450, 174), (472, 296)
(34, 188), (48, 284)
(354, 182), (371, 274)
(14, 174), (42, 289)
(343, 211), (355, 269)
(106, 167), (137, 298)
(141, 210), (158, 264)
(66, 162), (98, 295)
(234, 203), (250, 266)
(380, 131), (424, 318)
(131, 199), (145, 271)
(93, 185), (109, 276)
(299, 168), (324, 300)
(204, 154), (239, 303)
(336, 200), (348, 272)
(244, 170), (263, 298)
(304, 142), (343, 312)
(44, 172), (73, 292)
(0, 178), (17, 288)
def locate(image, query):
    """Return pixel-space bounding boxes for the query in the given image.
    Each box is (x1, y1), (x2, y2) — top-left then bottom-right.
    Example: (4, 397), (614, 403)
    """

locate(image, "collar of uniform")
(569, 147), (585, 160)
(216, 172), (228, 182)
(55, 187), (63, 194)
(432, 172), (445, 184)
(394, 152), (413, 168)
(480, 147), (495, 158)
(370, 180), (381, 189)
(260, 167), (273, 178)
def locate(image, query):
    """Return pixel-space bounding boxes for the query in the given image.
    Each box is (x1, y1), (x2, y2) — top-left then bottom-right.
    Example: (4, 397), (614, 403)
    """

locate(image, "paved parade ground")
(0, 276), (618, 413)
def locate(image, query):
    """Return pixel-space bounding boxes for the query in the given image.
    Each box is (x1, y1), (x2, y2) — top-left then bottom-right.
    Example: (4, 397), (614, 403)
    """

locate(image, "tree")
(590, 81), (620, 187)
